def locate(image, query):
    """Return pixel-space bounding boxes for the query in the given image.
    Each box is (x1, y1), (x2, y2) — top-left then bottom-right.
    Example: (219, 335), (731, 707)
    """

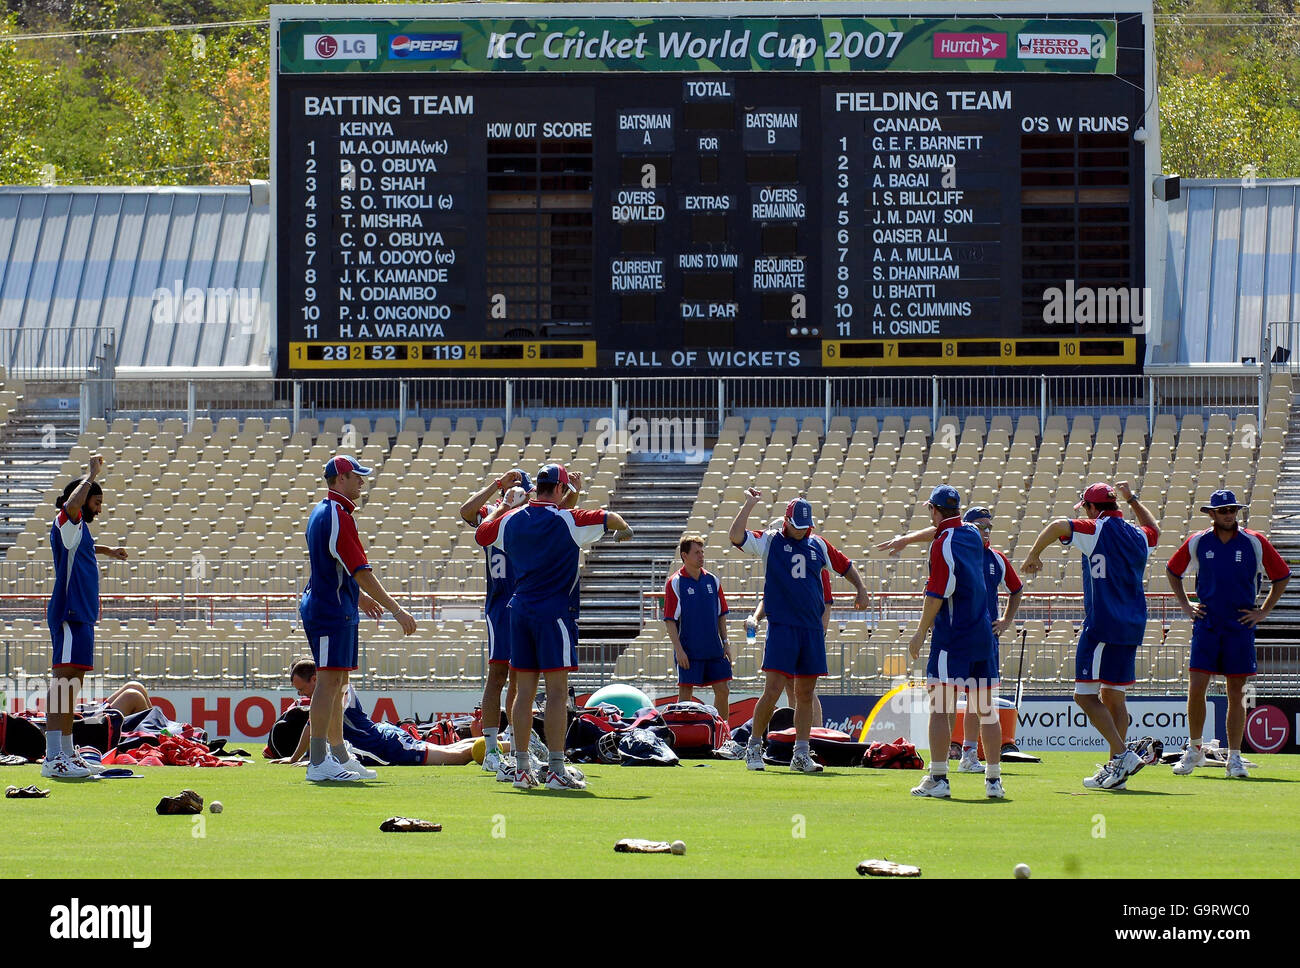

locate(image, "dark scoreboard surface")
(273, 7), (1149, 375)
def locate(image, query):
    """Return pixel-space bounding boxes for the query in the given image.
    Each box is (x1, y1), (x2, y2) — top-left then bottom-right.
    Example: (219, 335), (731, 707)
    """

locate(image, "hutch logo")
(1016, 33), (1093, 60)
(932, 33), (1006, 59)
(304, 34), (378, 60)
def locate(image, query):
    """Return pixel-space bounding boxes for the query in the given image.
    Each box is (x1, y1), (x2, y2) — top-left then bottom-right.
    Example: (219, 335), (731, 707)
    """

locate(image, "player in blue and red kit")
(300, 455), (416, 782)
(1167, 490), (1291, 778)
(1023, 480), (1159, 790)
(729, 491), (868, 774)
(906, 486), (1004, 799)
(462, 467), (577, 773)
(476, 463), (633, 791)
(44, 455), (129, 779)
(664, 534), (732, 719)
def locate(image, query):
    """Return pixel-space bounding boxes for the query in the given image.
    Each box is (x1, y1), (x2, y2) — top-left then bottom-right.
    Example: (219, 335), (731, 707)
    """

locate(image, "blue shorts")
(926, 643), (998, 686)
(509, 607), (578, 672)
(485, 604), (512, 665)
(50, 620), (94, 671)
(305, 620), (359, 671)
(349, 722), (429, 765)
(1190, 618), (1256, 677)
(679, 655), (732, 687)
(761, 622), (826, 679)
(1075, 627), (1137, 686)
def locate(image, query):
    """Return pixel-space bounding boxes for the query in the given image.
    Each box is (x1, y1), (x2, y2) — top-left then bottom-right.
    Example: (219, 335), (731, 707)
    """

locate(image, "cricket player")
(876, 504), (1022, 773)
(1022, 481), (1158, 790)
(729, 492), (868, 774)
(44, 455), (129, 779)
(1166, 490), (1291, 778)
(665, 534), (732, 720)
(906, 486), (1005, 799)
(475, 463), (633, 791)
(300, 455), (417, 782)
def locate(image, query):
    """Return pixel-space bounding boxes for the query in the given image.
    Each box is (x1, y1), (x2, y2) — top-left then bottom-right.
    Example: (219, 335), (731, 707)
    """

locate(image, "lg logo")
(1244, 705), (1290, 754)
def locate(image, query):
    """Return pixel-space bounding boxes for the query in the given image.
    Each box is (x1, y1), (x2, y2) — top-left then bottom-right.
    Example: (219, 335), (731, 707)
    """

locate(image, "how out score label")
(389, 34), (462, 59)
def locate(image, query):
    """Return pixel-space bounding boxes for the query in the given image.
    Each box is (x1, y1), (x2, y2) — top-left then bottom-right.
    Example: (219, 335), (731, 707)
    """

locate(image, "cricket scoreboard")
(270, 2), (1158, 375)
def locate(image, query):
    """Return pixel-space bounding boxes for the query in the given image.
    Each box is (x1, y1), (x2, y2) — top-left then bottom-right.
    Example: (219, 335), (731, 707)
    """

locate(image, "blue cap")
(536, 463), (576, 493)
(324, 455), (372, 479)
(963, 506), (992, 524)
(926, 485), (961, 514)
(1200, 490), (1245, 512)
(505, 468), (534, 494)
(785, 498), (815, 529)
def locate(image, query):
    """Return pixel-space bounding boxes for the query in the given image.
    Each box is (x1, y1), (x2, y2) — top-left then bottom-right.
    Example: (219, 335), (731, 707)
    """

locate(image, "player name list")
(288, 94), (481, 357)
(822, 87), (1012, 341)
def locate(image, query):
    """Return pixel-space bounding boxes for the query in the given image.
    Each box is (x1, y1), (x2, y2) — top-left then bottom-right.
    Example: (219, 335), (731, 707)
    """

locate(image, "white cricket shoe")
(1172, 746), (1206, 775)
(41, 754), (93, 779)
(338, 756), (378, 780)
(306, 756), (362, 782)
(789, 752), (824, 774)
(910, 774), (951, 798)
(70, 751), (105, 775)
(483, 748), (504, 773)
(544, 768), (587, 791)
(1104, 749), (1141, 789)
(512, 768), (539, 790)
(985, 777), (1006, 799)
(744, 744), (765, 771)
(1226, 753), (1249, 779)
(958, 749), (985, 773)
(1083, 762), (1114, 789)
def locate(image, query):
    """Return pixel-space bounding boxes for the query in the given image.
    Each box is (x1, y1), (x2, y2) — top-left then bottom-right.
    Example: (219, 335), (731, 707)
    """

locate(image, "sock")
(309, 737), (328, 767)
(794, 740), (810, 757)
(484, 727), (499, 753)
(331, 743), (349, 764)
(930, 761), (948, 778)
(986, 763), (1001, 780)
(963, 741), (977, 752)
(747, 733), (762, 749)
(62, 733), (77, 756)
(516, 747), (530, 772)
(46, 730), (63, 759)
(549, 752), (565, 777)
(1229, 748), (1241, 756)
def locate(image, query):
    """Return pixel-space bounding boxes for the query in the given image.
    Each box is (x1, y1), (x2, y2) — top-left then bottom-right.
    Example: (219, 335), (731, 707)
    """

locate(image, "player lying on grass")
(1166, 490), (1290, 779)
(876, 504), (1022, 773)
(1021, 481), (1158, 791)
(729, 492), (867, 773)
(273, 658), (476, 766)
(44, 455), (129, 780)
(906, 486), (1005, 799)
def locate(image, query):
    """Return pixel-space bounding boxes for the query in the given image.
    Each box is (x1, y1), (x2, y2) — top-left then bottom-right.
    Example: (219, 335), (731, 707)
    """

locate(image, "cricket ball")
(210, 801), (224, 814)
(670, 840), (686, 855)
(1014, 863), (1030, 879)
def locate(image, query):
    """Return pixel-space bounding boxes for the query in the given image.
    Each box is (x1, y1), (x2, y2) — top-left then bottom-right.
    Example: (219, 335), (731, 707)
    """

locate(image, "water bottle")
(745, 617), (757, 645)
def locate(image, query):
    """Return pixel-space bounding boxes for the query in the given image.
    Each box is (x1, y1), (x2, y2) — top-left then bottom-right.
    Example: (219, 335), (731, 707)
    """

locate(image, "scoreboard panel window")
(272, 2), (1156, 375)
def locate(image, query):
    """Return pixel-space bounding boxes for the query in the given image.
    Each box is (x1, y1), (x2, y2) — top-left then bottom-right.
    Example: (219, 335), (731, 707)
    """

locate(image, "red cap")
(1075, 482), (1116, 510)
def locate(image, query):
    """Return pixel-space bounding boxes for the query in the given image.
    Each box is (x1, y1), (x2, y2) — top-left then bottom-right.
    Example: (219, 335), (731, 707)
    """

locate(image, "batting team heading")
(277, 17), (1118, 74)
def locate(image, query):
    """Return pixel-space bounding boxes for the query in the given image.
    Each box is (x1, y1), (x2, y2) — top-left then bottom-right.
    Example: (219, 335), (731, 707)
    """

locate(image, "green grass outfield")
(6, 754), (1298, 879)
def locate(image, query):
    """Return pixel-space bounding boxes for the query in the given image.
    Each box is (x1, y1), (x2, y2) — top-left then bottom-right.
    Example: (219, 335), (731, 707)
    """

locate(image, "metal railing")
(53, 370), (1266, 439)
(0, 327), (116, 381)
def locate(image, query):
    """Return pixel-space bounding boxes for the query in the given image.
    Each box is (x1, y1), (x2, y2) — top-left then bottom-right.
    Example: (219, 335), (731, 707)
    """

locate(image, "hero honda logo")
(932, 33), (1007, 59)
(1017, 33), (1098, 60)
(303, 34), (378, 60)
(390, 33), (462, 59)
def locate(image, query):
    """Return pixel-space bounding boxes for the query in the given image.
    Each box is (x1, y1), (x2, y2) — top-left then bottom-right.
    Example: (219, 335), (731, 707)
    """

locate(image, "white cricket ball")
(670, 840), (686, 855)
(1014, 863), (1030, 879)
(210, 801), (224, 814)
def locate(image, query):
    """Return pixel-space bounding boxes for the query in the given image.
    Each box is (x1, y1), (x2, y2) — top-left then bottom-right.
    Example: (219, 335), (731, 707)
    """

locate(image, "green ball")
(586, 683), (654, 719)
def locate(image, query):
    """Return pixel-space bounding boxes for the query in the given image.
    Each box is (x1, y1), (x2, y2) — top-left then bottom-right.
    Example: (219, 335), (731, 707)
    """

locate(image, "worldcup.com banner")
(278, 16), (1117, 74)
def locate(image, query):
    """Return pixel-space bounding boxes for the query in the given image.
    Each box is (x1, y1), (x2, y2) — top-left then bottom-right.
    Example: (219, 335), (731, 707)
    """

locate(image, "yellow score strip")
(821, 337), (1137, 367)
(289, 340), (597, 369)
